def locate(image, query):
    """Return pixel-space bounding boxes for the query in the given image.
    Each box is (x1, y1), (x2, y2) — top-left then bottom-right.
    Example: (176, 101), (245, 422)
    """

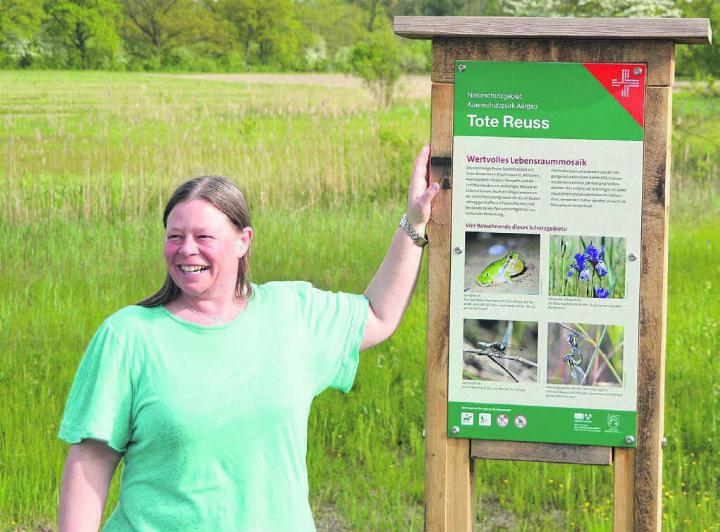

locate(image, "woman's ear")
(236, 227), (253, 257)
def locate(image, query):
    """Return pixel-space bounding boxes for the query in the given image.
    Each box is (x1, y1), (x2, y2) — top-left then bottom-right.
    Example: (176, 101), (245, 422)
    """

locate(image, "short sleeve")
(297, 284), (369, 395)
(58, 321), (134, 453)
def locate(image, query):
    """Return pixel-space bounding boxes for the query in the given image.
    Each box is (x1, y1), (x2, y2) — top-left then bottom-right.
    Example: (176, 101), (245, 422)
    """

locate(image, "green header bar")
(453, 61), (644, 141)
(448, 402), (637, 447)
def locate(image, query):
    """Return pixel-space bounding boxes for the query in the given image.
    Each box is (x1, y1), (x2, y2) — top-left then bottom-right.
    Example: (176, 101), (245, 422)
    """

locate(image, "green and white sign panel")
(448, 61), (646, 447)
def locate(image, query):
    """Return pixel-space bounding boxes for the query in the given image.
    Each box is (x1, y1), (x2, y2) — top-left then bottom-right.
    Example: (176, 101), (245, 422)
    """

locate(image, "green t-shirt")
(59, 281), (369, 531)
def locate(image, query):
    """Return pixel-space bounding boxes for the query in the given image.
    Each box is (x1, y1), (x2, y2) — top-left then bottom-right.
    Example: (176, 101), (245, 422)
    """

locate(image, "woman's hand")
(405, 145), (440, 227)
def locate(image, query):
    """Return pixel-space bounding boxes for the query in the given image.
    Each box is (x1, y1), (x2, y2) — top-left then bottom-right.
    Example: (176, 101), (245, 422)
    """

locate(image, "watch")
(399, 214), (428, 247)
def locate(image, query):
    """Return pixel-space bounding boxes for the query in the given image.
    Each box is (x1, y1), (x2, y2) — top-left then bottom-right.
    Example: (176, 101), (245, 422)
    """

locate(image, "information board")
(447, 61), (646, 447)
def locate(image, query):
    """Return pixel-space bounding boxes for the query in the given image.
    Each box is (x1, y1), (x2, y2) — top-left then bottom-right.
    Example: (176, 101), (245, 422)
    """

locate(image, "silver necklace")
(183, 300), (225, 325)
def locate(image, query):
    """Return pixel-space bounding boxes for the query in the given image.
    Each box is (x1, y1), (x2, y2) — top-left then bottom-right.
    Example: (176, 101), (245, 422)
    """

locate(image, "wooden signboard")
(393, 16), (712, 532)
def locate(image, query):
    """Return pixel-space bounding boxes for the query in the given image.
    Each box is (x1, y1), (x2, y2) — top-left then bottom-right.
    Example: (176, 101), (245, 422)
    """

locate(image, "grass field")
(1, 71), (718, 530)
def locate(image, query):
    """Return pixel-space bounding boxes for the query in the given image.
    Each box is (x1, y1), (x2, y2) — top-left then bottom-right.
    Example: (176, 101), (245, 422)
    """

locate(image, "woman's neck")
(167, 293), (247, 325)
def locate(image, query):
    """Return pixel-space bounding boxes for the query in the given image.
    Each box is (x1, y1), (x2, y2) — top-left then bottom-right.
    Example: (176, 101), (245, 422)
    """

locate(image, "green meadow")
(1, 72), (718, 530)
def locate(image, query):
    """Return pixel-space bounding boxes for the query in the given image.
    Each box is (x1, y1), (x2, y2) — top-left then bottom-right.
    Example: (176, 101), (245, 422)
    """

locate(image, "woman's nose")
(178, 237), (198, 255)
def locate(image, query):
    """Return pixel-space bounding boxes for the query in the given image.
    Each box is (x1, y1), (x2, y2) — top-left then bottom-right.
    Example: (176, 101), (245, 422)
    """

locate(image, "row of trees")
(0, 0), (716, 77)
(0, 0), (426, 71)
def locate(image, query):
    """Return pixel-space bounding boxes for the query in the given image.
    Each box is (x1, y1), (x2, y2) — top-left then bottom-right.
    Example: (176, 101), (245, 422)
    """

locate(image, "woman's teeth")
(179, 265), (209, 273)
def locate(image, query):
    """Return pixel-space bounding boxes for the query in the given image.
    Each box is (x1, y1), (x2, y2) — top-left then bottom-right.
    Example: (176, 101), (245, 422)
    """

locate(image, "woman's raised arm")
(58, 439), (122, 532)
(361, 145), (439, 350)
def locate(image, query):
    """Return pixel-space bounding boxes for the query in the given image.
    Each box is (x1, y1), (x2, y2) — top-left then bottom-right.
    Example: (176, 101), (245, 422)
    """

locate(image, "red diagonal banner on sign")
(584, 63), (646, 127)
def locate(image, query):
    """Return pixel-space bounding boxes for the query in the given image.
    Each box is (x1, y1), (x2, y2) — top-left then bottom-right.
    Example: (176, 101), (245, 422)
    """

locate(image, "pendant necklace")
(183, 299), (225, 325)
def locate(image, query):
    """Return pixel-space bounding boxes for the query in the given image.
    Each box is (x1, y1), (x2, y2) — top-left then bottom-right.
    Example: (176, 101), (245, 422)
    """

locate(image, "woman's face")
(164, 199), (251, 300)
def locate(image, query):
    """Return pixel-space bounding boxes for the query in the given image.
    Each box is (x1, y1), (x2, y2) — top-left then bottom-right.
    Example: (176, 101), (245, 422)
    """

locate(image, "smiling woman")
(56, 147), (439, 531)
(140, 176), (254, 316)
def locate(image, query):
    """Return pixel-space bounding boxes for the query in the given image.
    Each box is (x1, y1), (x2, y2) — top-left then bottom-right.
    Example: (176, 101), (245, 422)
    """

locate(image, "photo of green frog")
(464, 232), (540, 295)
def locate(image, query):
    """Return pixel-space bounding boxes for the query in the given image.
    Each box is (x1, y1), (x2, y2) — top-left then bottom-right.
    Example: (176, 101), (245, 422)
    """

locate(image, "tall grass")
(0, 72), (718, 530)
(1, 71), (425, 222)
(672, 84), (720, 189)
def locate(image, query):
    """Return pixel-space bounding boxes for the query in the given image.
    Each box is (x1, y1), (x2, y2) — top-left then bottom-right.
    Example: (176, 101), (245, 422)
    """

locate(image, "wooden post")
(425, 81), (474, 531)
(395, 16), (712, 532)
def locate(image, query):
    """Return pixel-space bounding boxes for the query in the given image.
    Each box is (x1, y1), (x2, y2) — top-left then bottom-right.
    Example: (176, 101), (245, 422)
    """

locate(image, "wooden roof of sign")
(394, 16), (712, 44)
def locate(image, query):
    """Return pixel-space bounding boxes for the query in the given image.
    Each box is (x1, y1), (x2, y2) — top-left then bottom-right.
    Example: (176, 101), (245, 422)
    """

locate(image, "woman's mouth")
(178, 264), (209, 273)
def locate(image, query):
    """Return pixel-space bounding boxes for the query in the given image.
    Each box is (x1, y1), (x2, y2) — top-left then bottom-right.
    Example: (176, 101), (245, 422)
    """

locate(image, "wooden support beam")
(633, 84), (672, 532)
(395, 16), (712, 45)
(614, 448), (636, 531)
(472, 441), (613, 466)
(425, 81), (473, 531)
(431, 37), (675, 87)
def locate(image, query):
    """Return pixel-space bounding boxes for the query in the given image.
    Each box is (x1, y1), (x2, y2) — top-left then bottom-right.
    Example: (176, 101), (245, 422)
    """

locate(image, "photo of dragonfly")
(463, 319), (538, 383)
(546, 322), (624, 387)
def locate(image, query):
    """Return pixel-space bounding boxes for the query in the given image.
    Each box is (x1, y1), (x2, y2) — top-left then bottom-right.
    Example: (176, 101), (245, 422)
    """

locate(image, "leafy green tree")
(675, 0), (719, 78)
(45, 0), (123, 68)
(121, 0), (233, 68)
(0, 0), (45, 67)
(349, 27), (403, 106)
(298, 0), (366, 63)
(420, 0), (467, 16)
(121, 0), (188, 64)
(499, 0), (679, 17)
(210, 0), (306, 68)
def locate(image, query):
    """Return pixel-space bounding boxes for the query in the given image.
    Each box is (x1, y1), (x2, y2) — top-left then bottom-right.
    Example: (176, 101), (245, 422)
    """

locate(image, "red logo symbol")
(584, 63), (646, 127)
(611, 68), (641, 98)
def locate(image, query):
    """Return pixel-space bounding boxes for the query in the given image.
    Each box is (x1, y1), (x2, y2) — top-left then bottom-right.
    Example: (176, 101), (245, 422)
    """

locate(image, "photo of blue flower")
(549, 235), (626, 299)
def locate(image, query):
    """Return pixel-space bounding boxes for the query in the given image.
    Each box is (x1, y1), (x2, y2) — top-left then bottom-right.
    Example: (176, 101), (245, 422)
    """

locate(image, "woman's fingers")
(406, 145), (440, 226)
(418, 182), (440, 207)
(409, 145), (431, 199)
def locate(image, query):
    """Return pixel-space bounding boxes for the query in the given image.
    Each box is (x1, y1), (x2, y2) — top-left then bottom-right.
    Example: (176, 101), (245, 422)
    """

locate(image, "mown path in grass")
(0, 72), (718, 530)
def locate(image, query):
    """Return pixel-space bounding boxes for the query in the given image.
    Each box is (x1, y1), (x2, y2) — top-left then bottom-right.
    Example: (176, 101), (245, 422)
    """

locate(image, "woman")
(58, 146), (439, 530)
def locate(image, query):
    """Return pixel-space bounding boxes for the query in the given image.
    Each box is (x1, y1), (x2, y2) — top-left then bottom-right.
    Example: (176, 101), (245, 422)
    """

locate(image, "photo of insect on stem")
(548, 235), (626, 299)
(463, 319), (538, 383)
(464, 232), (540, 295)
(546, 322), (624, 387)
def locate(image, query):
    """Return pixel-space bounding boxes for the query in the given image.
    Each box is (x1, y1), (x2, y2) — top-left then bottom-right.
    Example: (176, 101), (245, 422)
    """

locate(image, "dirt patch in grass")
(314, 505), (350, 532)
(159, 73), (431, 100)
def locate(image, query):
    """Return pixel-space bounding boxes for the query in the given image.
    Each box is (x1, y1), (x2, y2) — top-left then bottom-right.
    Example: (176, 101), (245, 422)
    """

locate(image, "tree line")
(0, 0), (716, 77)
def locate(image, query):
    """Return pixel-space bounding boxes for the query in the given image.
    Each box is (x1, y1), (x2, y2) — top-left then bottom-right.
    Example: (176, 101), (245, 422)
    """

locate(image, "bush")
(349, 28), (403, 107)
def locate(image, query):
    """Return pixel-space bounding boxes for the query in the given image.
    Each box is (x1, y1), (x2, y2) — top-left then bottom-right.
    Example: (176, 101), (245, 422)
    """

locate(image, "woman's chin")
(171, 277), (209, 297)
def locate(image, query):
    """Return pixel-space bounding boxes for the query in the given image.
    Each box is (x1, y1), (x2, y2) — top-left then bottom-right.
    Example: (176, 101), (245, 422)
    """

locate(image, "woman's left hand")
(405, 145), (440, 227)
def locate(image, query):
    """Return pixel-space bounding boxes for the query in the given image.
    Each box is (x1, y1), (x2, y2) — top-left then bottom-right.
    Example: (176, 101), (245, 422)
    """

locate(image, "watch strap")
(399, 214), (428, 247)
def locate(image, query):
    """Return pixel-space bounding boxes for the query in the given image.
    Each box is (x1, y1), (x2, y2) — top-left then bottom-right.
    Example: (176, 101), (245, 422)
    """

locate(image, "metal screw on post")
(625, 435), (636, 445)
(454, 247), (463, 254)
(451, 426), (460, 435)
(628, 253), (638, 262)
(457, 64), (466, 72)
(633, 66), (643, 75)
